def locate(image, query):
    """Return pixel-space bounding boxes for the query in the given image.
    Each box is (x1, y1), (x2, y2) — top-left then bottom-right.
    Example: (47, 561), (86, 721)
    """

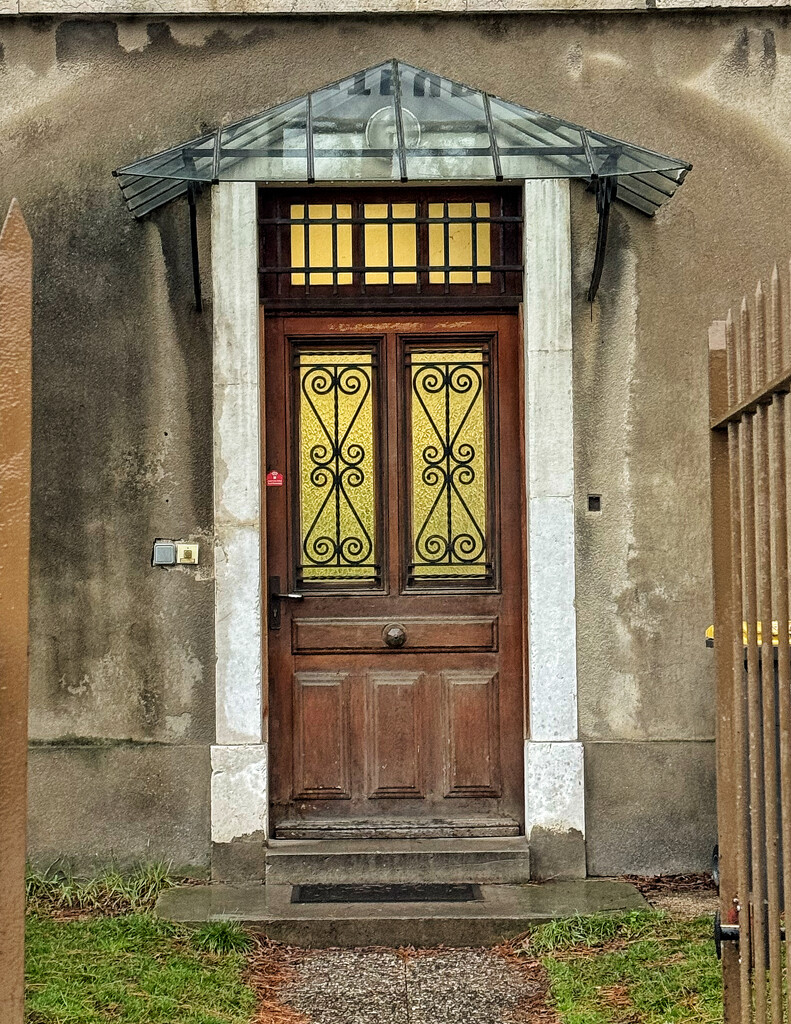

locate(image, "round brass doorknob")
(383, 623), (407, 648)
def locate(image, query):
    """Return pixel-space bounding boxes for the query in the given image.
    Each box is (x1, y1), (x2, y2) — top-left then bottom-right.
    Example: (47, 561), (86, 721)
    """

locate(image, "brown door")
(265, 314), (525, 840)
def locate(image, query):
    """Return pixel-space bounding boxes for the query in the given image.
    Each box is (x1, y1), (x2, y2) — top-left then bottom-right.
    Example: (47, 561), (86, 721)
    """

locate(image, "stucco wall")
(2, 9), (780, 872)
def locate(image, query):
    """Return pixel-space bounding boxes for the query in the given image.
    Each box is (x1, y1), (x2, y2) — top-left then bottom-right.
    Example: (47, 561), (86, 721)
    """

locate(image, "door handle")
(268, 576), (303, 631)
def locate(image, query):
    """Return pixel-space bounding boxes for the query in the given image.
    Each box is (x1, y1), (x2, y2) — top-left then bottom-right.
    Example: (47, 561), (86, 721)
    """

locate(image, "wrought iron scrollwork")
(297, 351), (379, 584)
(409, 349), (491, 581)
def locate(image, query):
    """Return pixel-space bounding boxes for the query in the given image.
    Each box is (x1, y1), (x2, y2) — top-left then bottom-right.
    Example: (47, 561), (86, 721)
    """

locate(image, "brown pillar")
(0, 199), (33, 1024)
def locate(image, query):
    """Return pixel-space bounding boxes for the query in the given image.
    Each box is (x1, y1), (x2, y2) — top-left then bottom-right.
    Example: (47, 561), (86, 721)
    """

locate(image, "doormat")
(291, 883), (484, 904)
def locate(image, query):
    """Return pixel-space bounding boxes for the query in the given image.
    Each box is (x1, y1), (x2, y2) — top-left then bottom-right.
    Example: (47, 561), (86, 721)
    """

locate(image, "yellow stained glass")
(291, 204), (352, 286)
(364, 203), (417, 284)
(409, 349), (488, 579)
(428, 202), (492, 285)
(297, 350), (377, 583)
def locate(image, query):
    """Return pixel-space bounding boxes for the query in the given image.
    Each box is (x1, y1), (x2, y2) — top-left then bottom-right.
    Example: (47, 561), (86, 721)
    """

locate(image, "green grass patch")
(25, 913), (257, 1024)
(522, 910), (722, 1024)
(26, 863), (177, 916)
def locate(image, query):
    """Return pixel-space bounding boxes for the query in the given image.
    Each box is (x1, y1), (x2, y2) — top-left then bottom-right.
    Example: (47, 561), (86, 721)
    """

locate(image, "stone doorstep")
(264, 836), (531, 885)
(156, 879), (646, 948)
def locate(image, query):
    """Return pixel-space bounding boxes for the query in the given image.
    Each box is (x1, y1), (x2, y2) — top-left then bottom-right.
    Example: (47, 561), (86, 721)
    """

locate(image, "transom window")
(258, 188), (521, 309)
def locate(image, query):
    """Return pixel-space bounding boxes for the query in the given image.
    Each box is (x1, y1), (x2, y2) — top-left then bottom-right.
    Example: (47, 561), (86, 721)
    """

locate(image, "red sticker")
(266, 470), (284, 487)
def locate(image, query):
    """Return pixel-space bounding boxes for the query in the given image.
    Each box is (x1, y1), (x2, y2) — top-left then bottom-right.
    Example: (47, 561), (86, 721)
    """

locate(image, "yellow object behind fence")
(705, 622), (791, 647)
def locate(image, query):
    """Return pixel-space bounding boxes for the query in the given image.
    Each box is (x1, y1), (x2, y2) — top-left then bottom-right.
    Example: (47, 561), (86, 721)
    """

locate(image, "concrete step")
(264, 837), (531, 885)
(156, 879), (647, 947)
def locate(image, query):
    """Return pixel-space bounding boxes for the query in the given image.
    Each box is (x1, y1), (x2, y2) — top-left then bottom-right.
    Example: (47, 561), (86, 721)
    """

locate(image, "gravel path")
(270, 947), (549, 1024)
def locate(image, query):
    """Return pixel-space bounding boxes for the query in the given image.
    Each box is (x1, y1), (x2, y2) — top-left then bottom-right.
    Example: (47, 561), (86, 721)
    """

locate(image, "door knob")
(268, 576), (303, 630)
(383, 623), (407, 648)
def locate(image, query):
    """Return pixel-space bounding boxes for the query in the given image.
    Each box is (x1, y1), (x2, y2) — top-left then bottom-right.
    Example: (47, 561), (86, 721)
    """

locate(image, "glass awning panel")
(115, 60), (691, 218)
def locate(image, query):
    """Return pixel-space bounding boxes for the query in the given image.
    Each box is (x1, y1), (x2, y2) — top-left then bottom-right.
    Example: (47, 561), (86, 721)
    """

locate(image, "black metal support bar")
(587, 176), (617, 303)
(482, 93), (503, 182)
(211, 125), (222, 184)
(306, 93), (315, 184)
(581, 129), (596, 178)
(391, 58), (409, 183)
(187, 183), (203, 313)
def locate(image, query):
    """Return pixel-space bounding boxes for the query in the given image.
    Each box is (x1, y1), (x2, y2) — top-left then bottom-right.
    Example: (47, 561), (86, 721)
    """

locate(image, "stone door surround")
(210, 179), (585, 877)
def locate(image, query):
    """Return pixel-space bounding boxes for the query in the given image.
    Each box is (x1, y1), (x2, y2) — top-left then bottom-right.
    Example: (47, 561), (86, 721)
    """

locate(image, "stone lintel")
(8, 1), (791, 17)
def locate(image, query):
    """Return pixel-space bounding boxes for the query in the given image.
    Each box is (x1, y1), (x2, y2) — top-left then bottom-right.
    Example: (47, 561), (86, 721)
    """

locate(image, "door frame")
(209, 179), (586, 878)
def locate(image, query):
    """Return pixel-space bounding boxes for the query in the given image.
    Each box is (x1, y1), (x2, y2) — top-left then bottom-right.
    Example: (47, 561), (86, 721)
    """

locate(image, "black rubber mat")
(291, 883), (483, 904)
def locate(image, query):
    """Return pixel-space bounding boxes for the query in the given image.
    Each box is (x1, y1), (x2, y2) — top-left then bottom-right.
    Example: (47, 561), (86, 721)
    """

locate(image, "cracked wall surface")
(2, 10), (782, 872)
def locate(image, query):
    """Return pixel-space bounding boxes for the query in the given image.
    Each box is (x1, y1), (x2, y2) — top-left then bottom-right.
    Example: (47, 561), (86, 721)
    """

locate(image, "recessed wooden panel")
(292, 615), (498, 653)
(366, 671), (423, 799)
(292, 671), (351, 800)
(441, 670), (501, 799)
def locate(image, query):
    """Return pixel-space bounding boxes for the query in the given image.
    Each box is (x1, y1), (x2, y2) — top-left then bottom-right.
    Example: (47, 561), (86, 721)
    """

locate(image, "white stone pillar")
(211, 182), (268, 850)
(523, 178), (585, 878)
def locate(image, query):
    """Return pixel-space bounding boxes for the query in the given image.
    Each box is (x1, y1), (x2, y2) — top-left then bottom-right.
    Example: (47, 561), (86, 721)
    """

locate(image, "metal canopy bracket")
(587, 175), (618, 304)
(187, 183), (202, 313)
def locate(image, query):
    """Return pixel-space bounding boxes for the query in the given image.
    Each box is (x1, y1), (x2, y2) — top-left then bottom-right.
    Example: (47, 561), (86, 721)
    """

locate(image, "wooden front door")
(265, 314), (525, 839)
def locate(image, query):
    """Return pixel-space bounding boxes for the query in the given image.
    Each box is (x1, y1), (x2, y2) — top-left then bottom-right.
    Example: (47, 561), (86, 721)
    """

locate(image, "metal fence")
(0, 199), (32, 1024)
(709, 263), (791, 1024)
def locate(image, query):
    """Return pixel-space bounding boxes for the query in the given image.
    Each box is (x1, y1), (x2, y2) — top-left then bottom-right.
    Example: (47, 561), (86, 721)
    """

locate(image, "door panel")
(441, 669), (501, 799)
(292, 670), (351, 800)
(366, 671), (424, 799)
(266, 314), (524, 838)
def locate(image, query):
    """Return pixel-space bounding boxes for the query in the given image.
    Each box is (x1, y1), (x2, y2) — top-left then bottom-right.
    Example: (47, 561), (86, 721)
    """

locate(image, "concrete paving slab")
(157, 878), (646, 947)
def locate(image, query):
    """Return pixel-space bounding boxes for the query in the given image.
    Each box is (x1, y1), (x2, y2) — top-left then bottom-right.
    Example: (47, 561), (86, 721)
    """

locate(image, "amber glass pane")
(428, 202), (492, 285)
(408, 348), (489, 580)
(364, 203), (417, 285)
(296, 349), (378, 583)
(290, 204), (352, 286)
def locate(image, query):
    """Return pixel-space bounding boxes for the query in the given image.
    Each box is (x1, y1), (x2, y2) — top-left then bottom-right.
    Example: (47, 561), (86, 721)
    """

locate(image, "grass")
(23, 868), (723, 1024)
(25, 866), (255, 1023)
(26, 914), (256, 1024)
(521, 910), (723, 1024)
(26, 863), (177, 917)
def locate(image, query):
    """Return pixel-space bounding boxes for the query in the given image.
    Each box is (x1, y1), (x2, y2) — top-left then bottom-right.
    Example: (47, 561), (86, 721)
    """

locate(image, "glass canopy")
(115, 60), (691, 218)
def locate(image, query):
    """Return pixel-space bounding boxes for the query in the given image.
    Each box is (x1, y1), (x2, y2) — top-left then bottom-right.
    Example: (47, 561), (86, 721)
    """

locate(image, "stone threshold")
(156, 878), (646, 947)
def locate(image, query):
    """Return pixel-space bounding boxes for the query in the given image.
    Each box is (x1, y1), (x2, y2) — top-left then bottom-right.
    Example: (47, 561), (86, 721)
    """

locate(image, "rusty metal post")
(0, 199), (33, 1024)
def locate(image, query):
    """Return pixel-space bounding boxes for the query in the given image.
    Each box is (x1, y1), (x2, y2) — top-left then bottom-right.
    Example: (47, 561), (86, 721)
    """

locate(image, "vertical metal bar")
(387, 202), (394, 295)
(726, 309), (754, 1024)
(754, 280), (783, 1024)
(331, 202), (339, 296)
(499, 193), (506, 295)
(276, 196), (284, 297)
(391, 59), (409, 183)
(741, 293), (768, 1024)
(0, 199), (33, 1024)
(482, 92), (503, 181)
(304, 203), (311, 297)
(772, 263), (791, 1024)
(359, 199), (367, 296)
(711, 317), (743, 1024)
(306, 94), (315, 185)
(211, 124), (222, 183)
(471, 203), (479, 294)
(443, 201), (450, 295)
(187, 184), (203, 313)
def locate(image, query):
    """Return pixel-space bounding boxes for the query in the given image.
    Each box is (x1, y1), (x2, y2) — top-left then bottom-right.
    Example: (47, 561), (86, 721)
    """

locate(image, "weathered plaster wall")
(1, 9), (784, 872)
